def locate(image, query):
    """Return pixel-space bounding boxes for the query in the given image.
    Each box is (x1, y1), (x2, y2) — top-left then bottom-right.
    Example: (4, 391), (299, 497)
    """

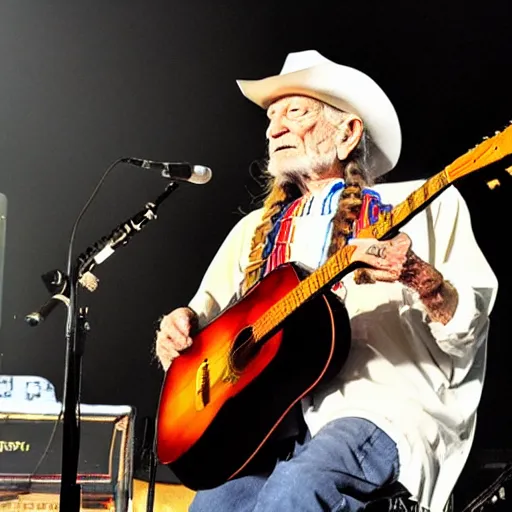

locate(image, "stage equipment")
(0, 376), (134, 511)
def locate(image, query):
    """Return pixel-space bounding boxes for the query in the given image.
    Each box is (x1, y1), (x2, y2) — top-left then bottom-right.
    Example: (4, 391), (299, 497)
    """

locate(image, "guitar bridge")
(195, 359), (210, 411)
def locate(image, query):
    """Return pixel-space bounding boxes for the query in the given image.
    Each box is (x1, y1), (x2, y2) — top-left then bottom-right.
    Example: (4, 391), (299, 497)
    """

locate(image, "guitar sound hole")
(230, 327), (261, 373)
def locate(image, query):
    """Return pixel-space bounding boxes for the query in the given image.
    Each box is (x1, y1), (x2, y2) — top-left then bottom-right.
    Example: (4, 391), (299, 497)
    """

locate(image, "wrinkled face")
(266, 95), (345, 185)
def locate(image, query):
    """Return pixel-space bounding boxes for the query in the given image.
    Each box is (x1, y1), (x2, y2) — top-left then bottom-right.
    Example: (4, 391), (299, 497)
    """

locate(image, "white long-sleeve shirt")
(188, 178), (498, 512)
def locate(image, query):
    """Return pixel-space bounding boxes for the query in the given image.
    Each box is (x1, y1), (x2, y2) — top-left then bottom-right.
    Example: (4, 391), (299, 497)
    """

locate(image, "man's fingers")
(163, 324), (191, 350)
(155, 308), (197, 371)
(390, 232), (412, 249)
(156, 338), (181, 360)
(357, 253), (393, 270)
(159, 314), (185, 335)
(155, 337), (181, 370)
(158, 314), (192, 350)
(362, 268), (402, 282)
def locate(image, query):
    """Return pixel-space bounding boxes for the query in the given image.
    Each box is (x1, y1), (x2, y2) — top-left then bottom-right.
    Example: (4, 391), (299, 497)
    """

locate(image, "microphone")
(25, 293), (70, 326)
(25, 270), (70, 326)
(122, 158), (212, 185)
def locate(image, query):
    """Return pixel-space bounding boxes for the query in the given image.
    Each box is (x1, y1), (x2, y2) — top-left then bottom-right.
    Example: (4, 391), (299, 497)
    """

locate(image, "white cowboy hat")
(236, 50), (401, 177)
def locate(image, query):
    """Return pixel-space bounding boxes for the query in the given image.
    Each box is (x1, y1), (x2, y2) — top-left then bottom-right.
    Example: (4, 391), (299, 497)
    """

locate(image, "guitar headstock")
(445, 121), (512, 182)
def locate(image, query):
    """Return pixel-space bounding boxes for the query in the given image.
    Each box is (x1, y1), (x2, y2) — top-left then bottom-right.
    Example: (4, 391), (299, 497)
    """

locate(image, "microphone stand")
(26, 181), (180, 512)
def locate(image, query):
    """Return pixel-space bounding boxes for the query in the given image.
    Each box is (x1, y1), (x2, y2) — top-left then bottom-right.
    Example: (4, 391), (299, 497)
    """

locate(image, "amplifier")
(0, 402), (135, 511)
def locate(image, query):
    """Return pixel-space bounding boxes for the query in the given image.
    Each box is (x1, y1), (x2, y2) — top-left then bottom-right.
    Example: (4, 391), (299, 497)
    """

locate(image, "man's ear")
(336, 116), (363, 161)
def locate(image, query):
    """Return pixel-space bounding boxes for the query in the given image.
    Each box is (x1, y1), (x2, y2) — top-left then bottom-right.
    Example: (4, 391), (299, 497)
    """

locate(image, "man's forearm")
(399, 251), (459, 325)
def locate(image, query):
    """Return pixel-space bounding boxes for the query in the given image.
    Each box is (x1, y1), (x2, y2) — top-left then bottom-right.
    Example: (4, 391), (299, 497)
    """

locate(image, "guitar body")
(156, 263), (351, 490)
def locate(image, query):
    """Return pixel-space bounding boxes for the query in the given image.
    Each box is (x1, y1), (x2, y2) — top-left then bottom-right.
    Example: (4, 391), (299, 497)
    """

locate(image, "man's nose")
(266, 117), (289, 139)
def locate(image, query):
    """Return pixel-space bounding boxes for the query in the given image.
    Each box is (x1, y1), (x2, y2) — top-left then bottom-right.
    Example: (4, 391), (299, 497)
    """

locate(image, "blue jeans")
(189, 417), (400, 512)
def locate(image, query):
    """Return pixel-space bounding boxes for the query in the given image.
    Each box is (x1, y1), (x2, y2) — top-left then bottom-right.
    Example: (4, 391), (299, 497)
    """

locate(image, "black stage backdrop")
(0, 0), (511, 501)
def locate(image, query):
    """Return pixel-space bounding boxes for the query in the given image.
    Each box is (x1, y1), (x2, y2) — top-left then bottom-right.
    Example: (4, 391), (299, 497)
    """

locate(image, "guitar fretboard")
(253, 246), (356, 341)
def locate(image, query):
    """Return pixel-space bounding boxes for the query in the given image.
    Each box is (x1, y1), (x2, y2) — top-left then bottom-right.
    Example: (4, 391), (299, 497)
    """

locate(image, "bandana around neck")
(241, 179), (392, 293)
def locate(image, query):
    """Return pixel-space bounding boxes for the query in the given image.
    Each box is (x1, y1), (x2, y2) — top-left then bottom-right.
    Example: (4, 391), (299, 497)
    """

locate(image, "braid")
(327, 131), (376, 284)
(327, 128), (373, 254)
(241, 180), (298, 294)
(326, 160), (368, 257)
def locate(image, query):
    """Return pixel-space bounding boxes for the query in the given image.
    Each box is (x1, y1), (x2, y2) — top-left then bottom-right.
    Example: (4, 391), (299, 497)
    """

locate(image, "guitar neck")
(252, 123), (512, 342)
(252, 172), (450, 340)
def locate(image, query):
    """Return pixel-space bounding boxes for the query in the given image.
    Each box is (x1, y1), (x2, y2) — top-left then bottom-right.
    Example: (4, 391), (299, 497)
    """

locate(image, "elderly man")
(155, 50), (498, 512)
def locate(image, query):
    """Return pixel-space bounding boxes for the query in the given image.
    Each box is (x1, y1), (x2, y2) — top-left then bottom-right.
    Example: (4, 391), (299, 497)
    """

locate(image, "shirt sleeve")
(187, 209), (262, 328)
(399, 185), (498, 369)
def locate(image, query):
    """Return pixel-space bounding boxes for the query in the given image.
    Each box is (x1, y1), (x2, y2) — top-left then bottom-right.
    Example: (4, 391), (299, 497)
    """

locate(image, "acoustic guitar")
(156, 124), (512, 491)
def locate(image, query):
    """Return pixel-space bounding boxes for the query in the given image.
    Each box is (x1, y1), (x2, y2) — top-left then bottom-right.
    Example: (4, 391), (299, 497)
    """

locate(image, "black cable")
(27, 408), (63, 486)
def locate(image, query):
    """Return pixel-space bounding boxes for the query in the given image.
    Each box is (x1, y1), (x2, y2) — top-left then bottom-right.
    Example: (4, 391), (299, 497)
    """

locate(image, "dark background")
(1, 0), (511, 506)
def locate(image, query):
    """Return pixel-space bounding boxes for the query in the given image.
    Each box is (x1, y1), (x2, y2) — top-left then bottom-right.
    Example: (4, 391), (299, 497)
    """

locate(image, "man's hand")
(349, 232), (411, 282)
(155, 307), (198, 371)
(349, 232), (458, 324)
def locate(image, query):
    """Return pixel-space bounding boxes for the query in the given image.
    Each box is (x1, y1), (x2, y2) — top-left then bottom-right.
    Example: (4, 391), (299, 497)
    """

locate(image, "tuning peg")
(486, 179), (501, 190)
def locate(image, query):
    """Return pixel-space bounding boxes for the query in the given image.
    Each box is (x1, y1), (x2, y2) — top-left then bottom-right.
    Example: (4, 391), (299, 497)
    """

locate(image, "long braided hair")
(326, 132), (373, 257)
(240, 106), (375, 295)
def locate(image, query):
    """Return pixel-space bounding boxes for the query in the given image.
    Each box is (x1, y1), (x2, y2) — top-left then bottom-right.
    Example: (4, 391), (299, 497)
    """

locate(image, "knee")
(265, 458), (321, 494)
(254, 460), (353, 511)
